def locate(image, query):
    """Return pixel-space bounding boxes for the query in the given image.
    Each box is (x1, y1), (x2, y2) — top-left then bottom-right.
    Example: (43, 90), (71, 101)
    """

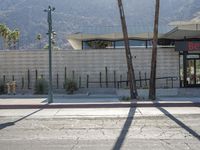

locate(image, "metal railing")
(117, 76), (178, 89)
(87, 75), (178, 89)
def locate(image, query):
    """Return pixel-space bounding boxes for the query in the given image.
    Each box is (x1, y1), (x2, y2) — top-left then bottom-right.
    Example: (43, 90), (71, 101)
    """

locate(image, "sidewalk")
(0, 94), (199, 109)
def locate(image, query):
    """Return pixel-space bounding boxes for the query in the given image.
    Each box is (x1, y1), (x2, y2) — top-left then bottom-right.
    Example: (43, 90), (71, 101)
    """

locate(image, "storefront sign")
(175, 41), (200, 51)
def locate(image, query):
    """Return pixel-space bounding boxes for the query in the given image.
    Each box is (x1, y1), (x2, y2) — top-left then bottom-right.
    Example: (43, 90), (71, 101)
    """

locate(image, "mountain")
(0, 0), (199, 49)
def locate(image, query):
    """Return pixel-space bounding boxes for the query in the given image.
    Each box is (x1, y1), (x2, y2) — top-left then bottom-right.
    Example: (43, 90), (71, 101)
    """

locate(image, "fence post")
(87, 74), (89, 88)
(120, 74), (122, 88)
(114, 70), (116, 88)
(166, 78), (168, 88)
(72, 70), (75, 80)
(28, 69), (30, 89)
(21, 77), (24, 89)
(64, 67), (67, 83)
(79, 76), (81, 88)
(100, 72), (102, 88)
(3, 75), (5, 84)
(35, 69), (38, 82)
(57, 73), (59, 89)
(105, 67), (108, 88)
(12, 75), (15, 81)
(145, 72), (147, 87)
(171, 77), (173, 88)
(126, 71), (129, 87)
(139, 71), (142, 88)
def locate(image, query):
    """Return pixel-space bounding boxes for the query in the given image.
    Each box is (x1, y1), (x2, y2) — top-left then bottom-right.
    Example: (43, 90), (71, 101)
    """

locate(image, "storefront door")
(186, 58), (200, 87)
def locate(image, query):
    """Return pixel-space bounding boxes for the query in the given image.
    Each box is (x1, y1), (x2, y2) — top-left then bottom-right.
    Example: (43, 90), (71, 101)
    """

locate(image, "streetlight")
(44, 6), (55, 103)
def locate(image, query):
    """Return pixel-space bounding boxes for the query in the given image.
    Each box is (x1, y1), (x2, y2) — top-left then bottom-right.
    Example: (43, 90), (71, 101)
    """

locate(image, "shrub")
(34, 78), (48, 94)
(64, 79), (78, 94)
(0, 80), (5, 95)
(119, 96), (131, 101)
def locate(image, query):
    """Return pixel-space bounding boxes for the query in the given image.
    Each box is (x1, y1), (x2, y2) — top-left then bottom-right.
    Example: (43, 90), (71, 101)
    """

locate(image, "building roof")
(67, 32), (163, 41)
(161, 24), (200, 39)
(67, 23), (200, 49)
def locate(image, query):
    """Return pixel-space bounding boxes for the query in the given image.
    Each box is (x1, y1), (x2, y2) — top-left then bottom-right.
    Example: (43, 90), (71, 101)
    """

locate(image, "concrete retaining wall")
(0, 48), (179, 91)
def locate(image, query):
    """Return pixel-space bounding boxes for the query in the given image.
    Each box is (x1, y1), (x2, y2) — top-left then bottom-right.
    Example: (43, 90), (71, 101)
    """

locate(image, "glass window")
(129, 40), (146, 47)
(83, 40), (114, 49)
(115, 40), (147, 48)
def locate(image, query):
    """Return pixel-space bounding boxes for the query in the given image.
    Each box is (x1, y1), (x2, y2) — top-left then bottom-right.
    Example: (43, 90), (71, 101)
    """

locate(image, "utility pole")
(44, 6), (55, 103)
(117, 0), (138, 99)
(149, 0), (160, 100)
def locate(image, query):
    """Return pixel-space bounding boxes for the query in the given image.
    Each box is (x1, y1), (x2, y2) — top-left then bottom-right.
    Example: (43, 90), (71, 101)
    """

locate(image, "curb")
(0, 102), (199, 109)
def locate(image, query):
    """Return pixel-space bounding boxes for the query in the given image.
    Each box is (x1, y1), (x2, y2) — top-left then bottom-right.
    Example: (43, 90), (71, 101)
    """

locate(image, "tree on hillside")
(36, 33), (42, 49)
(10, 29), (20, 49)
(0, 24), (20, 49)
(0, 24), (10, 49)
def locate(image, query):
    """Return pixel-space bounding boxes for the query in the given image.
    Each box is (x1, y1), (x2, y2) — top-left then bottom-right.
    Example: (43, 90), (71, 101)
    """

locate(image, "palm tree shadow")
(157, 106), (200, 141)
(112, 101), (137, 150)
(0, 108), (43, 130)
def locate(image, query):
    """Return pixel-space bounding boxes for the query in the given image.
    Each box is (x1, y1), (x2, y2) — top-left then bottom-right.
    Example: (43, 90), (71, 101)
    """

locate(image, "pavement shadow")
(0, 108), (43, 130)
(157, 106), (200, 141)
(112, 101), (137, 150)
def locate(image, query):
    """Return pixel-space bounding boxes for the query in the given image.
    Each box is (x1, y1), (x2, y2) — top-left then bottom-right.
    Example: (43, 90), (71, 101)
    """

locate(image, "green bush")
(119, 96), (131, 101)
(64, 79), (78, 94)
(0, 80), (5, 95)
(34, 78), (48, 94)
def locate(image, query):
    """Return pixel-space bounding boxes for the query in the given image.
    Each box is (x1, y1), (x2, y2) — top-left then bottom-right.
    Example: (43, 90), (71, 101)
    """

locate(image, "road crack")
(70, 137), (80, 150)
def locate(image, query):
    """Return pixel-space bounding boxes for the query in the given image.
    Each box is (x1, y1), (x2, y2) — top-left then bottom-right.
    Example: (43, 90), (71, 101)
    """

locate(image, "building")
(68, 23), (200, 88)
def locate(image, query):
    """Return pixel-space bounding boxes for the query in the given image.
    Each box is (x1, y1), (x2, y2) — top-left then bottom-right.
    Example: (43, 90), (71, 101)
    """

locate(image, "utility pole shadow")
(112, 101), (137, 150)
(0, 108), (44, 130)
(157, 106), (200, 141)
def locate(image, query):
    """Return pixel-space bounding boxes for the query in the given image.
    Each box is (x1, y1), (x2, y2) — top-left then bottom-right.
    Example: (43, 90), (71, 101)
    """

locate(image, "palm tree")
(36, 33), (42, 49)
(0, 24), (4, 49)
(11, 29), (20, 49)
(0, 24), (9, 49)
(117, 0), (138, 99)
(149, 0), (160, 100)
(7, 30), (12, 49)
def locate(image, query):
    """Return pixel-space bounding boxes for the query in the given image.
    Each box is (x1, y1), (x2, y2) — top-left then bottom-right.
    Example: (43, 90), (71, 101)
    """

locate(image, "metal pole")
(45, 6), (55, 103)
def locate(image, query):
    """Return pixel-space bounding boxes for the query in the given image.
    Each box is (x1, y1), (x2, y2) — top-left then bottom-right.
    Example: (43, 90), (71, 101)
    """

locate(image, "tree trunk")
(149, 0), (160, 100)
(117, 0), (138, 99)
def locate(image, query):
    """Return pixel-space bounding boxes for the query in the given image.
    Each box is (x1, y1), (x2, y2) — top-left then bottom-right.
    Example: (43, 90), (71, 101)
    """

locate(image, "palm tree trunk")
(149, 0), (160, 100)
(117, 0), (138, 99)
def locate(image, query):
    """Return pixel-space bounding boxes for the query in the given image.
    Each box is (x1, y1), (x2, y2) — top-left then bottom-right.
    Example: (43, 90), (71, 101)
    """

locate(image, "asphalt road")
(0, 108), (200, 150)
